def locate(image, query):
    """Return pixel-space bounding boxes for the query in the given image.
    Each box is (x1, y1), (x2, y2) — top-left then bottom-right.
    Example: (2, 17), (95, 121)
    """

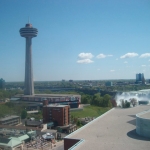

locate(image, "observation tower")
(19, 23), (38, 95)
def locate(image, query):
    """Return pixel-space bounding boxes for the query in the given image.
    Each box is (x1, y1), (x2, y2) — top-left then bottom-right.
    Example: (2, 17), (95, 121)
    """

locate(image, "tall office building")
(19, 23), (38, 95)
(136, 73), (145, 84)
(0, 78), (5, 89)
(105, 81), (113, 86)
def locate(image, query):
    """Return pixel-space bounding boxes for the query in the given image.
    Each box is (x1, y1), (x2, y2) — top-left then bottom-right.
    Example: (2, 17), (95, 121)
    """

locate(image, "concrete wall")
(136, 110), (150, 138)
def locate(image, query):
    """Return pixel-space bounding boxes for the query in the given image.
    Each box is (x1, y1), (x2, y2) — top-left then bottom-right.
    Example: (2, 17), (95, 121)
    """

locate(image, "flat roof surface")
(44, 104), (69, 108)
(15, 94), (81, 97)
(66, 105), (150, 150)
(140, 111), (150, 119)
(0, 125), (41, 131)
(26, 120), (43, 126)
(0, 115), (20, 121)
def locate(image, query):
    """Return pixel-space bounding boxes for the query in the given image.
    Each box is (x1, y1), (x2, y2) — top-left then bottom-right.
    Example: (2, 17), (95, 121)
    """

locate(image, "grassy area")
(71, 105), (111, 118)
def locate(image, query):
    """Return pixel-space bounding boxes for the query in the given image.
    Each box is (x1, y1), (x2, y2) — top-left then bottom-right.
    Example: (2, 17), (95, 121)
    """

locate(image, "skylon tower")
(19, 23), (38, 95)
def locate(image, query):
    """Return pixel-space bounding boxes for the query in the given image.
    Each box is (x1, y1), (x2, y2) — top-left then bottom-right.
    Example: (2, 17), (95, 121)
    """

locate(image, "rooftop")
(65, 105), (150, 150)
(0, 115), (20, 121)
(0, 137), (22, 147)
(137, 109), (150, 119)
(26, 120), (43, 126)
(43, 104), (69, 108)
(0, 125), (41, 131)
(15, 94), (81, 98)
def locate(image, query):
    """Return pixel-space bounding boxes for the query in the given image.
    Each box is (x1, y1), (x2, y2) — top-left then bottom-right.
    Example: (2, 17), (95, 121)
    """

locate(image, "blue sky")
(0, 0), (150, 81)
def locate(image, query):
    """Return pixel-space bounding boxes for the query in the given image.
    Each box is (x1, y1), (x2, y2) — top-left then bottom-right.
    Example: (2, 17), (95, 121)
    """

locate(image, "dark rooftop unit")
(26, 119), (43, 127)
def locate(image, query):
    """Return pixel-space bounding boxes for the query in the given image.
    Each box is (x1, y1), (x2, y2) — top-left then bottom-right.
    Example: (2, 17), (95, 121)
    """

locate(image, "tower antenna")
(28, 16), (30, 24)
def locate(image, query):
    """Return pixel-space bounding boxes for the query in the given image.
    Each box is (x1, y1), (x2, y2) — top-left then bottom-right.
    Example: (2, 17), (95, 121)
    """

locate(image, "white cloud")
(120, 53), (138, 59)
(96, 54), (113, 59)
(148, 59), (150, 61)
(97, 54), (106, 58)
(97, 69), (100, 71)
(78, 53), (94, 59)
(110, 70), (115, 72)
(116, 58), (118, 60)
(124, 61), (128, 63)
(77, 53), (94, 64)
(141, 65), (146, 67)
(140, 53), (150, 58)
(77, 59), (93, 64)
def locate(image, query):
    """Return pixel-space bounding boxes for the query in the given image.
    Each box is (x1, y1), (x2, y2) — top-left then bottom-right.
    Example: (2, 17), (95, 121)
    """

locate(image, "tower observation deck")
(19, 23), (38, 95)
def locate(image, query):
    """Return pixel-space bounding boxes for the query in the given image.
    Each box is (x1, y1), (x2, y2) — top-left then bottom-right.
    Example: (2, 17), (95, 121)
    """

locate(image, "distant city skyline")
(0, 0), (150, 82)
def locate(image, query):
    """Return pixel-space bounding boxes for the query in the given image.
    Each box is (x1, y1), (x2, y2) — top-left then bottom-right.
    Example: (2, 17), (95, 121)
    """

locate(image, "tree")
(81, 95), (91, 104)
(125, 100), (130, 108)
(0, 104), (15, 118)
(91, 93), (101, 106)
(130, 98), (137, 107)
(121, 99), (125, 108)
(110, 100), (117, 107)
(121, 100), (130, 108)
(91, 93), (112, 107)
(102, 94), (112, 107)
(77, 120), (82, 126)
(5, 102), (15, 107)
(21, 110), (27, 119)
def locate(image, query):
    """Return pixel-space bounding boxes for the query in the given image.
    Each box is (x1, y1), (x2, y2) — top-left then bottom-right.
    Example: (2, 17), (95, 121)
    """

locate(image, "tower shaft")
(24, 37), (34, 95)
(20, 23), (38, 95)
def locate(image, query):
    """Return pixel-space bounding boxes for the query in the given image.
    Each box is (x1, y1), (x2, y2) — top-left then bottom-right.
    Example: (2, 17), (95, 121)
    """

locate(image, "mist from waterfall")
(115, 89), (150, 106)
